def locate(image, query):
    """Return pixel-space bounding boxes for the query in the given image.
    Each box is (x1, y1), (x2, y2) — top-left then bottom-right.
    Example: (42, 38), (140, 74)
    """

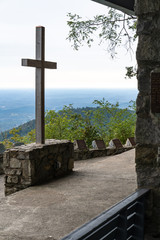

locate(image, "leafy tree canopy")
(67, 9), (137, 57)
(1, 100), (136, 148)
(67, 8), (137, 77)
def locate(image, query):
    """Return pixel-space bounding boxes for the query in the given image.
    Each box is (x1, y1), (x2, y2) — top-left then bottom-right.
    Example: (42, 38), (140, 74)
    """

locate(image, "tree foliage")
(2, 128), (24, 148)
(92, 99), (136, 144)
(67, 9), (137, 58)
(23, 129), (36, 144)
(45, 105), (99, 147)
(9, 128), (24, 143)
(67, 8), (137, 78)
(45, 100), (136, 146)
(2, 100), (136, 148)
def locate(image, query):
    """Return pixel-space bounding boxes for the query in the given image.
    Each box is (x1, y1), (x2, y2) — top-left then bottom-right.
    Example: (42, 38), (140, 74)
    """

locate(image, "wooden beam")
(92, 0), (135, 15)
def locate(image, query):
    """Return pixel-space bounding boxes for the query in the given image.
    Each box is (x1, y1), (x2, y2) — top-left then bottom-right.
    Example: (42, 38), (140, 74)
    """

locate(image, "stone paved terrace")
(0, 149), (136, 240)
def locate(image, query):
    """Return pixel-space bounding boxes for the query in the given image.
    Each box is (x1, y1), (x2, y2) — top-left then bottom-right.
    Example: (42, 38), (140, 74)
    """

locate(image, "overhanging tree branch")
(67, 8), (137, 58)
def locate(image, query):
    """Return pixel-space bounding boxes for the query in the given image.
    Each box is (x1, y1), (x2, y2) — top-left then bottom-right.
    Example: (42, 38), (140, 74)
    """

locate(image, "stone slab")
(13, 142), (24, 147)
(109, 138), (123, 149)
(125, 137), (136, 147)
(92, 140), (106, 150)
(74, 140), (88, 150)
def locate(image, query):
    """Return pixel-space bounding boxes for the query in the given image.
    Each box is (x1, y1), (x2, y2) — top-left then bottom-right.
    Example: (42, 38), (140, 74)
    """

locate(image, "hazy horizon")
(0, 88), (138, 132)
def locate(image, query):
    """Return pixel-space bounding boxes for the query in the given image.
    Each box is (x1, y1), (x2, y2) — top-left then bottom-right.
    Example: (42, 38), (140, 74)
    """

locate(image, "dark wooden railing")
(62, 189), (150, 240)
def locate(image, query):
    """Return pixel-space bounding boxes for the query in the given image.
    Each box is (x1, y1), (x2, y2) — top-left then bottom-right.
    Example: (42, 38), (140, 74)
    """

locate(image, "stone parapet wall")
(2, 140), (134, 196)
(3, 140), (74, 195)
(1, 144), (134, 177)
(74, 147), (133, 161)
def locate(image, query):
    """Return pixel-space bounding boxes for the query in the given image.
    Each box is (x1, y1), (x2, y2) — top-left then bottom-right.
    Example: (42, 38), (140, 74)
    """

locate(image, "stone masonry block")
(137, 15), (155, 36)
(58, 143), (69, 153)
(0, 163), (4, 175)
(5, 169), (22, 176)
(3, 151), (10, 167)
(48, 146), (59, 154)
(136, 34), (160, 62)
(137, 66), (152, 93)
(21, 177), (32, 186)
(10, 150), (18, 158)
(136, 117), (160, 145)
(39, 147), (49, 159)
(136, 166), (160, 187)
(151, 188), (160, 209)
(7, 176), (19, 184)
(57, 155), (62, 163)
(22, 160), (31, 178)
(136, 145), (157, 166)
(10, 158), (21, 168)
(68, 158), (74, 171)
(16, 169), (22, 175)
(136, 0), (160, 15)
(106, 148), (117, 156)
(69, 143), (74, 157)
(17, 151), (29, 160)
(136, 93), (150, 118)
(12, 176), (19, 184)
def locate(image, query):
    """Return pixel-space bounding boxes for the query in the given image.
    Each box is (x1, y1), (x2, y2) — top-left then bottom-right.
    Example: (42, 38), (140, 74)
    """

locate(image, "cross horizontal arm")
(22, 59), (57, 69)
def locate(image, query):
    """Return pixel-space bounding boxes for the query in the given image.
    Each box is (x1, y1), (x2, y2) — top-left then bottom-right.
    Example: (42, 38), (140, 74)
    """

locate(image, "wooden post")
(22, 26), (57, 144)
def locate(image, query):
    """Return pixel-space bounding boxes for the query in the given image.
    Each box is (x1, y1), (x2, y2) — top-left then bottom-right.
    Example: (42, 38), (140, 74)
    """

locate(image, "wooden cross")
(22, 26), (57, 144)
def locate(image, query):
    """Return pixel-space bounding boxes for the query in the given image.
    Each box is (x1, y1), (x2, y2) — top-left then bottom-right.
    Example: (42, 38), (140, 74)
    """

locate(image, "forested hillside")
(0, 120), (35, 141)
(0, 100), (136, 148)
(0, 107), (97, 141)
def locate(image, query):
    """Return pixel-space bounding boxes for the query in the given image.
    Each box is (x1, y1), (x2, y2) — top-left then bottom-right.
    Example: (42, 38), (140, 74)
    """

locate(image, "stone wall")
(74, 147), (133, 161)
(3, 140), (74, 195)
(0, 154), (4, 175)
(136, 0), (160, 236)
(0, 146), (130, 175)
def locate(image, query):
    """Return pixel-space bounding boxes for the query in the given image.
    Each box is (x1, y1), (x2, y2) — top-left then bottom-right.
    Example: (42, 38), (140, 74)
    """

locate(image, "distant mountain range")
(0, 106), (34, 132)
(0, 107), (98, 141)
(0, 120), (35, 141)
(0, 88), (138, 133)
(0, 105), (134, 142)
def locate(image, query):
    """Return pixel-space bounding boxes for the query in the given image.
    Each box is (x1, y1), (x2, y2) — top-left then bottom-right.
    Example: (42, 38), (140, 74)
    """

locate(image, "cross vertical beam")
(21, 26), (57, 144)
(36, 27), (45, 144)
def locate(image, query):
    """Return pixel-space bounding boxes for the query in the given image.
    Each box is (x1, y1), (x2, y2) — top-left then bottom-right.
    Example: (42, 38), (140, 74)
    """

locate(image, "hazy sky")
(0, 0), (137, 89)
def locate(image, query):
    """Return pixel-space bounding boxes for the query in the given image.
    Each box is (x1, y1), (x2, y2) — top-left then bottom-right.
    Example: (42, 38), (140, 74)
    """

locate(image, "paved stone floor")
(0, 149), (136, 240)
